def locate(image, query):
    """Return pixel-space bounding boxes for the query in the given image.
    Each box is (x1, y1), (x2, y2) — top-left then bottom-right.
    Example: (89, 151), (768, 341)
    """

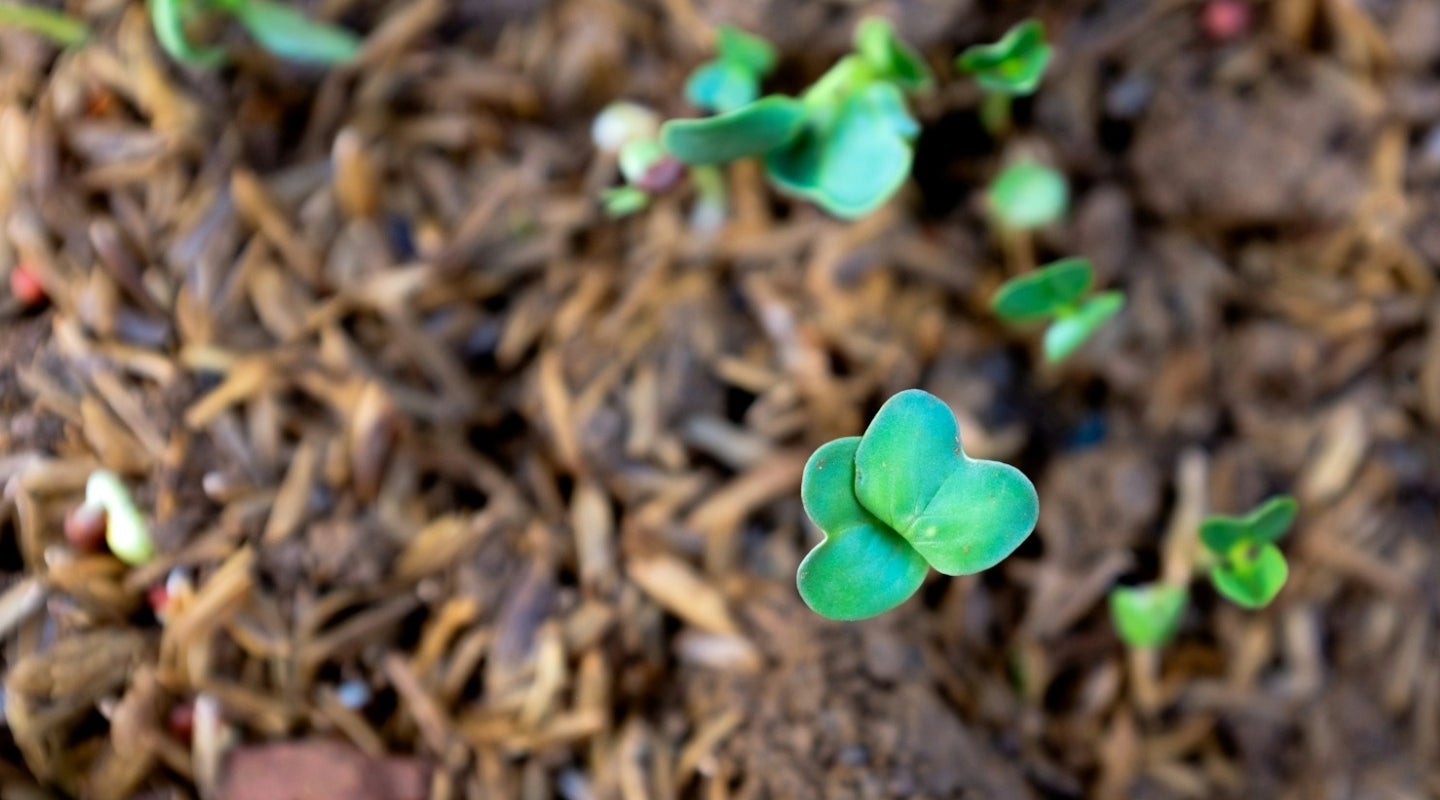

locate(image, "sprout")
(592, 102), (662, 154)
(956, 19), (1053, 136)
(659, 17), (932, 219)
(0, 1), (89, 47)
(1201, 496), (1296, 609)
(1108, 583), (1188, 648)
(684, 25), (778, 113)
(991, 257), (1125, 363)
(85, 470), (156, 566)
(797, 389), (1039, 620)
(148, 0), (360, 68)
(988, 160), (1069, 231)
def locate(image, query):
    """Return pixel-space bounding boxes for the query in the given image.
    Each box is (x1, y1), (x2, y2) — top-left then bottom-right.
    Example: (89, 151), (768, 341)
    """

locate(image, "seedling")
(593, 101), (692, 218)
(990, 257), (1125, 363)
(661, 17), (933, 219)
(797, 389), (1039, 620)
(148, 0), (360, 67)
(1200, 495), (1296, 609)
(1109, 583), (1187, 648)
(85, 470), (156, 566)
(988, 160), (1068, 232)
(684, 25), (778, 113)
(956, 19), (1052, 136)
(0, 2), (89, 46)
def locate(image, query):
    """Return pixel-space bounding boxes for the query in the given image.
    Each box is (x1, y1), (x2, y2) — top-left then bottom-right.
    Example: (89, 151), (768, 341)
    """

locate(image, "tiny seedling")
(1200, 495), (1296, 609)
(990, 257), (1125, 363)
(988, 160), (1068, 232)
(956, 19), (1052, 136)
(797, 389), (1039, 620)
(0, 2), (89, 47)
(661, 17), (932, 219)
(593, 101), (691, 218)
(148, 0), (360, 67)
(685, 25), (778, 113)
(1109, 583), (1187, 648)
(85, 470), (156, 566)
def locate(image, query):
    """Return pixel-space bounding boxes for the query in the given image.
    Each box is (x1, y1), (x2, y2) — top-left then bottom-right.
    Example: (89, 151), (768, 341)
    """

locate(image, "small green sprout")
(1201, 495), (1296, 609)
(85, 470), (156, 566)
(988, 160), (1069, 231)
(956, 19), (1053, 136)
(0, 2), (89, 47)
(661, 17), (932, 219)
(798, 389), (1039, 620)
(1109, 583), (1187, 648)
(991, 257), (1125, 363)
(148, 0), (360, 67)
(685, 25), (778, 113)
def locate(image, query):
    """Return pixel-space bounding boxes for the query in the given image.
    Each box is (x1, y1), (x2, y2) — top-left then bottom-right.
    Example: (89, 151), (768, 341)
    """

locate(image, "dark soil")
(1, 0), (1438, 799)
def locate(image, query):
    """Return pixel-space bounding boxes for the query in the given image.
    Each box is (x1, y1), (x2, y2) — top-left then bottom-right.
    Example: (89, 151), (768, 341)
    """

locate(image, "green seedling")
(1200, 495), (1296, 609)
(148, 0), (360, 67)
(661, 17), (932, 219)
(989, 160), (1068, 231)
(1109, 583), (1188, 648)
(85, 470), (156, 566)
(0, 2), (89, 47)
(956, 19), (1052, 136)
(685, 25), (778, 113)
(991, 257), (1125, 363)
(797, 389), (1039, 620)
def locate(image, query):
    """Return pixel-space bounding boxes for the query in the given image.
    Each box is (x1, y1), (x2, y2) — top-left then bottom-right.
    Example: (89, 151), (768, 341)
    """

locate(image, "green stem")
(979, 92), (1012, 139)
(0, 1), (89, 47)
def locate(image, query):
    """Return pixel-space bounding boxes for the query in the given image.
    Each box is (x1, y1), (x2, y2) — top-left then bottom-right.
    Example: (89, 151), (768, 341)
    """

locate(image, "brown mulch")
(0, 0), (1438, 798)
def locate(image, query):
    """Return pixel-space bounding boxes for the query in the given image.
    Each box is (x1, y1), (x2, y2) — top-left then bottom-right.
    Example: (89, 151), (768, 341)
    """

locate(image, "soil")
(1, 0), (1438, 799)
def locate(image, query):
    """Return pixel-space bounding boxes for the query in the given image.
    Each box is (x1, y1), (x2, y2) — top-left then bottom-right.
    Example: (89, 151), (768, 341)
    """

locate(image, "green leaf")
(989, 160), (1069, 230)
(853, 16), (933, 91)
(716, 24), (776, 76)
(991, 257), (1094, 322)
(1043, 290), (1124, 363)
(1109, 584), (1188, 649)
(601, 186), (650, 217)
(0, 1), (89, 47)
(1200, 495), (1298, 554)
(87, 470), (156, 566)
(853, 389), (1039, 575)
(956, 19), (1052, 97)
(149, 0), (227, 67)
(765, 82), (916, 219)
(1210, 542), (1288, 609)
(619, 138), (667, 185)
(661, 96), (807, 165)
(685, 60), (761, 113)
(797, 437), (930, 620)
(232, 0), (360, 65)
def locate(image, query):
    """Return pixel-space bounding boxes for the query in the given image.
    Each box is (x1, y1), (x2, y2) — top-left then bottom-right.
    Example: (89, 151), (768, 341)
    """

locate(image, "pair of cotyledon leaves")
(685, 25), (779, 114)
(150, 0), (359, 67)
(663, 18), (930, 219)
(798, 390), (1039, 620)
(955, 19), (1052, 98)
(991, 257), (1125, 363)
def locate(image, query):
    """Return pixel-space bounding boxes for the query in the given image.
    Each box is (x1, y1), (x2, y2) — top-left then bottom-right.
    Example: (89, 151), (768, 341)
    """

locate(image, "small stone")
(9, 264), (45, 307)
(64, 503), (108, 553)
(1202, 0), (1251, 42)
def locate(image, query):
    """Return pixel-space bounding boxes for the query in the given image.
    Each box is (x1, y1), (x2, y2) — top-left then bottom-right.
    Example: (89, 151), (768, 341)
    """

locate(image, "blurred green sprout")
(956, 19), (1052, 136)
(661, 17), (932, 219)
(797, 389), (1039, 620)
(1201, 495), (1296, 609)
(0, 2), (89, 47)
(685, 25), (778, 113)
(991, 257), (1125, 363)
(86, 470), (156, 566)
(1109, 583), (1187, 649)
(148, 0), (361, 67)
(989, 160), (1068, 231)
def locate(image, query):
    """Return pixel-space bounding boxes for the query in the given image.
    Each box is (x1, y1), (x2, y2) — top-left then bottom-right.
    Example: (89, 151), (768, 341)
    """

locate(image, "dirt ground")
(0, 0), (1438, 798)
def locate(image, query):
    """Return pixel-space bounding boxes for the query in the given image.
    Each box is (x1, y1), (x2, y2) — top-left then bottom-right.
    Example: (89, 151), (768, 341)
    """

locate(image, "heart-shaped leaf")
(1109, 583), (1187, 648)
(232, 0), (361, 65)
(685, 60), (761, 113)
(716, 24), (777, 76)
(662, 96), (807, 165)
(989, 160), (1069, 230)
(956, 19), (1051, 97)
(1210, 542), (1288, 609)
(853, 389), (1039, 575)
(1200, 495), (1297, 554)
(797, 437), (929, 620)
(991, 257), (1094, 322)
(854, 16), (933, 91)
(1043, 290), (1124, 363)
